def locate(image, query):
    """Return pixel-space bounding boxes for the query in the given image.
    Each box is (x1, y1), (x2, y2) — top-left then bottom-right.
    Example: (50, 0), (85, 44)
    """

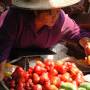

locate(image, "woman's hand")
(84, 43), (90, 55)
(79, 37), (90, 55)
(0, 60), (6, 81)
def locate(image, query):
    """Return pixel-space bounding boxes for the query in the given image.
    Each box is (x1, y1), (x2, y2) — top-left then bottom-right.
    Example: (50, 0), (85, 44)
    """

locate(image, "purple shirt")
(0, 7), (87, 61)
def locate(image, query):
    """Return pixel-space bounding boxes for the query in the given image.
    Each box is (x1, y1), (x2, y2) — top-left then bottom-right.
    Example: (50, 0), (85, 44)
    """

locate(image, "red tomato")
(44, 59), (55, 67)
(33, 73), (40, 84)
(55, 60), (64, 66)
(10, 80), (15, 88)
(70, 67), (80, 79)
(32, 84), (42, 90)
(28, 67), (33, 74)
(34, 65), (42, 75)
(49, 68), (58, 76)
(27, 79), (33, 87)
(44, 80), (51, 89)
(24, 72), (29, 81)
(16, 81), (24, 90)
(25, 81), (32, 90)
(40, 72), (49, 84)
(34, 65), (47, 75)
(64, 62), (73, 71)
(48, 85), (58, 90)
(25, 86), (31, 90)
(55, 64), (67, 74)
(50, 76), (61, 88)
(75, 72), (84, 86)
(13, 67), (25, 78)
(41, 67), (47, 73)
(25, 81), (30, 87)
(36, 60), (45, 67)
(59, 72), (72, 82)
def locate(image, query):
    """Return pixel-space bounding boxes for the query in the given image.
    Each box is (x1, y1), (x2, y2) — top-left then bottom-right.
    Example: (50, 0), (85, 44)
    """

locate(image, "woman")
(0, 0), (90, 81)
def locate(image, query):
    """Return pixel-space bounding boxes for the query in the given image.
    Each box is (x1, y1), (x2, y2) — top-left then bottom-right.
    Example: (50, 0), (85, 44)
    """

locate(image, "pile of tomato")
(4, 59), (85, 90)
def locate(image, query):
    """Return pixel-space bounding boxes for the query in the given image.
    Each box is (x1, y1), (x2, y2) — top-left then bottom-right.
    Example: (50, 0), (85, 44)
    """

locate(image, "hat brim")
(12, 0), (81, 10)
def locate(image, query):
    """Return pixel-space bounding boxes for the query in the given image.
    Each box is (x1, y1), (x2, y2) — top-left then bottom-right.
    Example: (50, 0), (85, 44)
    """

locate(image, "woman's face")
(34, 9), (60, 27)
